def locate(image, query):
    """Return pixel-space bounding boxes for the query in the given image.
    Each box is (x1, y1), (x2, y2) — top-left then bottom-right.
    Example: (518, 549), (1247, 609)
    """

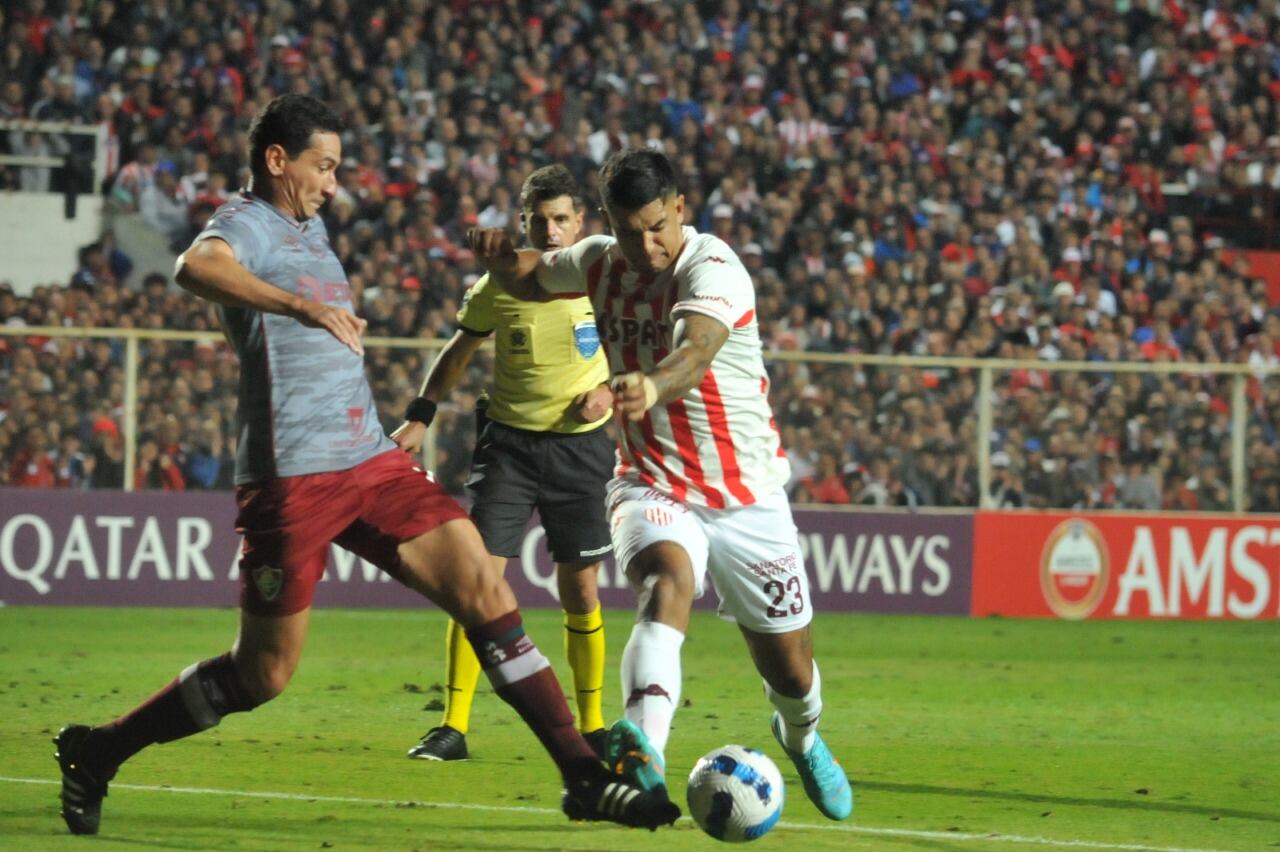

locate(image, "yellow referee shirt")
(456, 274), (610, 434)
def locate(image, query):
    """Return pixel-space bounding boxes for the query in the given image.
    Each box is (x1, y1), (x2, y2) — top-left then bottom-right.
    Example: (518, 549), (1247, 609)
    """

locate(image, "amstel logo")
(1039, 519), (1109, 619)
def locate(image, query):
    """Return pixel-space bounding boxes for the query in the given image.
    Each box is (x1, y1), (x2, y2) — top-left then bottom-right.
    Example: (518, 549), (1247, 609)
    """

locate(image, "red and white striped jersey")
(539, 227), (790, 508)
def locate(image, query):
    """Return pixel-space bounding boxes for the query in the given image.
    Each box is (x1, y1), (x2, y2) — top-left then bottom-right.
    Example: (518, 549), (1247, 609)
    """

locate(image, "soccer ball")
(686, 745), (785, 842)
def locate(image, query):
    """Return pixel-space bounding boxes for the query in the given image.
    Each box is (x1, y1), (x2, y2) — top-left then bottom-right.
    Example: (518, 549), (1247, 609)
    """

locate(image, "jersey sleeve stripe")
(698, 367), (756, 505)
(734, 309), (755, 328)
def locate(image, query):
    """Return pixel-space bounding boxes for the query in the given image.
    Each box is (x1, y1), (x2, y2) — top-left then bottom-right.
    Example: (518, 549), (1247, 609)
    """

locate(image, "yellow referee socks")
(564, 604), (606, 733)
(441, 617), (481, 734)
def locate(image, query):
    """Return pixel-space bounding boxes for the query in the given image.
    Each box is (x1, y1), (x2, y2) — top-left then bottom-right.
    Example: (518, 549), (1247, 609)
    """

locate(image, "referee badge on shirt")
(574, 320), (600, 359)
(508, 325), (532, 355)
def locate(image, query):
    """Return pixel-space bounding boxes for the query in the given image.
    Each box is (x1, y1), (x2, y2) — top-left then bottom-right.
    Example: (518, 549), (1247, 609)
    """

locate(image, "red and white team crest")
(347, 407), (365, 436)
(644, 507), (673, 526)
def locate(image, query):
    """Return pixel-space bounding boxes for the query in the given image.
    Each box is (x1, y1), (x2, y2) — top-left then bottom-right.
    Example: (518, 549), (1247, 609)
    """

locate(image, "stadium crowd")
(4, 0), (1280, 512)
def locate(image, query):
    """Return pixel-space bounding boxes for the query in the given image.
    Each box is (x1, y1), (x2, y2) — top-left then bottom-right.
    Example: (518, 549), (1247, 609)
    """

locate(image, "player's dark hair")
(599, 149), (678, 211)
(247, 94), (344, 186)
(520, 164), (584, 211)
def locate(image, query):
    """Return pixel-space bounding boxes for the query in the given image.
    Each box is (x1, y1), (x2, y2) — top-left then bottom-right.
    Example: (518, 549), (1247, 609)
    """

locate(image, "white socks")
(620, 620), (685, 757)
(764, 660), (823, 753)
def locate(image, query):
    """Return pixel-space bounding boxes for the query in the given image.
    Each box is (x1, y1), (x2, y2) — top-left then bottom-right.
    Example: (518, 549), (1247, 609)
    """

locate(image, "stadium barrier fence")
(5, 325), (1277, 509)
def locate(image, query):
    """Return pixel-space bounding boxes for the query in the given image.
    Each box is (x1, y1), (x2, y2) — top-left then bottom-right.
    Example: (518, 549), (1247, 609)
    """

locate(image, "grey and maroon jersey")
(197, 192), (393, 484)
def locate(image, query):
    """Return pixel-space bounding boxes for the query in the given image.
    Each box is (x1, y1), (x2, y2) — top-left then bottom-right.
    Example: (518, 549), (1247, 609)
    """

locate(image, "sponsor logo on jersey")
(251, 564), (283, 602)
(347, 407), (365, 436)
(690, 293), (734, 309)
(596, 311), (671, 348)
(295, 274), (352, 305)
(574, 320), (601, 358)
(1040, 519), (1109, 619)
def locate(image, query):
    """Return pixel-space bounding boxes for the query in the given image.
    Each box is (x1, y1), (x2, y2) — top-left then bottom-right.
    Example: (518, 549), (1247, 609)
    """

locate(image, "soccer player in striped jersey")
(468, 149), (853, 821)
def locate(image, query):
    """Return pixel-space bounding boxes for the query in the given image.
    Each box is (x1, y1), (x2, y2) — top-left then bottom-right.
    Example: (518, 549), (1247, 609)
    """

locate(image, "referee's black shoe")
(54, 725), (114, 835)
(407, 725), (468, 761)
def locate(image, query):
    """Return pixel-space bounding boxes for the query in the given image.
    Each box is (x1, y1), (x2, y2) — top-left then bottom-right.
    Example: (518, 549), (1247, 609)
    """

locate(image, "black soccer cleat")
(583, 728), (608, 760)
(54, 725), (114, 835)
(562, 764), (681, 831)
(406, 725), (468, 761)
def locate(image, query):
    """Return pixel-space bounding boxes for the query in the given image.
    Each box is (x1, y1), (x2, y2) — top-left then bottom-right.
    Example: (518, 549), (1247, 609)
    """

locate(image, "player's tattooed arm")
(613, 313), (729, 421)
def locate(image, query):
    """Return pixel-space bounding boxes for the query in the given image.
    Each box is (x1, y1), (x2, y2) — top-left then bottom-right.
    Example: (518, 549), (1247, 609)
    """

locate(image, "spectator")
(797, 451), (851, 505)
(133, 436), (184, 491)
(986, 452), (1024, 509)
(138, 160), (188, 248)
(9, 425), (56, 487)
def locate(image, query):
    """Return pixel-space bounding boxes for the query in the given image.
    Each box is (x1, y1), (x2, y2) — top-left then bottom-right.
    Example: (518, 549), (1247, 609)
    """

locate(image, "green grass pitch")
(0, 607), (1275, 851)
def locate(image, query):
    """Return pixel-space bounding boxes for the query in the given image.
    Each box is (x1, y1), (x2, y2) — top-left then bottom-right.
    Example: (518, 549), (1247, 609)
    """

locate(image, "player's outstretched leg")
(52, 652), (264, 834)
(604, 718), (667, 795)
(766, 661), (852, 821)
(770, 712), (852, 820)
(465, 610), (680, 829)
(53, 725), (114, 835)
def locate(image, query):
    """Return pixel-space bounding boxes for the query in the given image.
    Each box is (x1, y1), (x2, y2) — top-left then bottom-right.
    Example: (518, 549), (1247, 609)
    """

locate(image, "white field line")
(0, 775), (1232, 852)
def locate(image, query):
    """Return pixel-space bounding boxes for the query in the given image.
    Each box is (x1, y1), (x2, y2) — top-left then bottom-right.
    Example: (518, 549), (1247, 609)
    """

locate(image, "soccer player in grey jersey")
(52, 94), (678, 837)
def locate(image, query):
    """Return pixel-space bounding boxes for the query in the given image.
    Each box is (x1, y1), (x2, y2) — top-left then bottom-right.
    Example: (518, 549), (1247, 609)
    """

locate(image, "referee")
(392, 164), (614, 761)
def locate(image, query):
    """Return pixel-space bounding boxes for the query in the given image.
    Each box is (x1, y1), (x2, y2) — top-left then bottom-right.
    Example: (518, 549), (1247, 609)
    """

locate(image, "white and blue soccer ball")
(686, 744), (784, 842)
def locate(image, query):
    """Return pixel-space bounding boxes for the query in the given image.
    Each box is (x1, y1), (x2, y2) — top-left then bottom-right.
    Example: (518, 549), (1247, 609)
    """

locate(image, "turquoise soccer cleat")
(604, 718), (667, 795)
(770, 712), (853, 820)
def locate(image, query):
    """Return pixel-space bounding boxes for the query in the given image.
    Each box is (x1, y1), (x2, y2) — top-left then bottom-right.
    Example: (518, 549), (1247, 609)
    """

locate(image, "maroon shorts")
(234, 450), (469, 616)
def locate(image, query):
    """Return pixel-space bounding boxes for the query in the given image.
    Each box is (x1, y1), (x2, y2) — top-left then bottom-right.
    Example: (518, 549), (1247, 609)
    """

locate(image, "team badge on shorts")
(574, 321), (600, 358)
(644, 507), (673, 526)
(251, 564), (284, 602)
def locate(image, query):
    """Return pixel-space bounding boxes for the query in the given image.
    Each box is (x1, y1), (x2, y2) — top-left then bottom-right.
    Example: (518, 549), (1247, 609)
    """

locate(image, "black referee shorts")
(464, 420), (614, 564)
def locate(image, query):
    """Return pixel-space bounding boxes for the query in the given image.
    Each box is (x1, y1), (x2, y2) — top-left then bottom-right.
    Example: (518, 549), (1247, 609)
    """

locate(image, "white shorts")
(607, 479), (812, 633)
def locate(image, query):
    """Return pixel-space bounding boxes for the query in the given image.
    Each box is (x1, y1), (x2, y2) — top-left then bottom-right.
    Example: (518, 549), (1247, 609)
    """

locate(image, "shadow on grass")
(861, 780), (1279, 823)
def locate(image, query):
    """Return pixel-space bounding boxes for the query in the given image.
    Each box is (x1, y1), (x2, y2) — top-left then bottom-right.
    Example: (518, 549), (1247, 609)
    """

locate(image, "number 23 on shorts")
(764, 576), (805, 619)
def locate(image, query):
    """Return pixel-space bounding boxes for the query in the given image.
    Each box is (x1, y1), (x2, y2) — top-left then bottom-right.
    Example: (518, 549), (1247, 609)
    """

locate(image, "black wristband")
(404, 397), (438, 427)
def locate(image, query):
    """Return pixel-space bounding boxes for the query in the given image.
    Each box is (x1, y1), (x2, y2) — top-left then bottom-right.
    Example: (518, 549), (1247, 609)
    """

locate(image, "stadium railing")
(3, 325), (1276, 511)
(0, 118), (106, 198)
